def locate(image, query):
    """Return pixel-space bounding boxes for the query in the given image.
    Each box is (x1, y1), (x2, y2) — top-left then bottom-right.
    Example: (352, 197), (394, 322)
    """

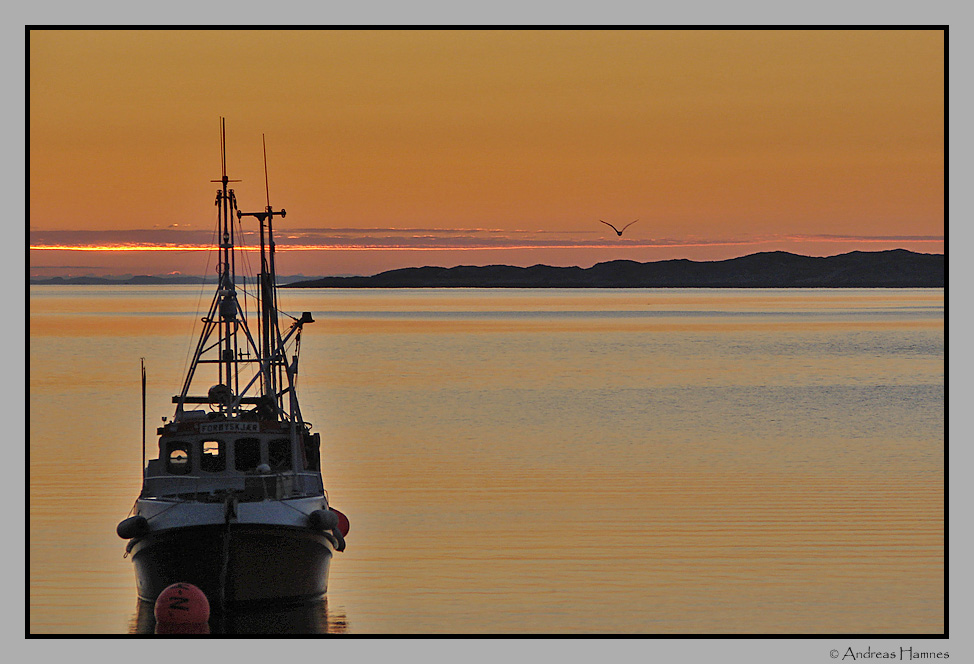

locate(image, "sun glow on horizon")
(28, 234), (946, 254)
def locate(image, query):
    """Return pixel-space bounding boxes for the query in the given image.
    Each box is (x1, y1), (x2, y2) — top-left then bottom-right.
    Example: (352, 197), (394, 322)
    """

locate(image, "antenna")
(221, 118), (227, 179)
(211, 117), (241, 185)
(263, 134), (270, 209)
(237, 133), (287, 407)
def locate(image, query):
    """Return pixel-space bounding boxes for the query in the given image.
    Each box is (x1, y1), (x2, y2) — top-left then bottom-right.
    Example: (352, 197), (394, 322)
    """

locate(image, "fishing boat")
(117, 119), (348, 609)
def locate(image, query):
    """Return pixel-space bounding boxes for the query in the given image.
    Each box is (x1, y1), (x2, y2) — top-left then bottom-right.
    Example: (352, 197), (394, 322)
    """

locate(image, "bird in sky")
(599, 219), (639, 236)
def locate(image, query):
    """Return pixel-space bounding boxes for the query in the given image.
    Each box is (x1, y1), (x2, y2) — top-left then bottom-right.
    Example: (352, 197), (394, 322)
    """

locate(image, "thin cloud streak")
(783, 234), (945, 243)
(29, 228), (945, 254)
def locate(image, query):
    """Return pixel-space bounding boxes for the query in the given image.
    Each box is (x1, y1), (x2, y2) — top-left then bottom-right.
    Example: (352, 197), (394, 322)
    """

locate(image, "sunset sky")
(29, 29), (944, 277)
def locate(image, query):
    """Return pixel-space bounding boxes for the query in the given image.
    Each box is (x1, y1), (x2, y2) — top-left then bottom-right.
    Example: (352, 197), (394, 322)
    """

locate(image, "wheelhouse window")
(268, 438), (291, 472)
(234, 438), (261, 472)
(200, 439), (225, 472)
(166, 441), (190, 475)
(304, 432), (321, 471)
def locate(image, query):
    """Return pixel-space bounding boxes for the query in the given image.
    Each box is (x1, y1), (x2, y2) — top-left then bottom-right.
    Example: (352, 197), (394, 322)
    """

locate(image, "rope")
(218, 496), (235, 612)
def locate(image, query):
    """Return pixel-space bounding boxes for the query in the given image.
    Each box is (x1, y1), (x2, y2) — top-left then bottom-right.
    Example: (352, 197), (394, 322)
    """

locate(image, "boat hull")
(129, 523), (333, 608)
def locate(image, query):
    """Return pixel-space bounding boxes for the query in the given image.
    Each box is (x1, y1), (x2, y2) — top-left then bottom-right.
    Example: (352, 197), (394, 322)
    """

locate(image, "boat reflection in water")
(130, 598), (348, 634)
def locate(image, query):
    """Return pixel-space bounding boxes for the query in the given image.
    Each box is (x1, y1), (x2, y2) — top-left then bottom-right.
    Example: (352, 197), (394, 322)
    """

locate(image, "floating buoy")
(154, 582), (210, 626)
(116, 515), (149, 539)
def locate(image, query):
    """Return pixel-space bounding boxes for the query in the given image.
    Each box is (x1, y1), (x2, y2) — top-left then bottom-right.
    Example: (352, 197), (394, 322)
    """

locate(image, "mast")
(173, 118), (254, 418)
(215, 118), (240, 393)
(263, 135), (284, 403)
(172, 120), (312, 425)
(237, 134), (310, 424)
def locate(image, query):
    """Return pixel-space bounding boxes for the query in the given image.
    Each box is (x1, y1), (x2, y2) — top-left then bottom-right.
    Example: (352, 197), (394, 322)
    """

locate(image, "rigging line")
(234, 212), (256, 283)
(177, 209), (220, 393)
(237, 218), (250, 327)
(278, 498), (316, 518)
(234, 215), (250, 302)
(141, 500), (185, 523)
(234, 215), (261, 309)
(230, 223), (254, 393)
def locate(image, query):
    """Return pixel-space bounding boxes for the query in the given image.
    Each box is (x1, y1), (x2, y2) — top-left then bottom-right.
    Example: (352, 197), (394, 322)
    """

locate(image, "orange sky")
(29, 29), (944, 277)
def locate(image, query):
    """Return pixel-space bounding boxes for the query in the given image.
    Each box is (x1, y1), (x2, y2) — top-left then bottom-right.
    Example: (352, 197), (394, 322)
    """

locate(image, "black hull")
(130, 523), (333, 609)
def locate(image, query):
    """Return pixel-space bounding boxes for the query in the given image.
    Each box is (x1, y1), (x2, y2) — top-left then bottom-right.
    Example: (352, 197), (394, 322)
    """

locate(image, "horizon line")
(29, 246), (945, 280)
(29, 236), (946, 253)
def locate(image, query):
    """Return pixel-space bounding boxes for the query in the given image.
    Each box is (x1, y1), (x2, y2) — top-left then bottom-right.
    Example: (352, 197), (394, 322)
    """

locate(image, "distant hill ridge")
(284, 250), (944, 289)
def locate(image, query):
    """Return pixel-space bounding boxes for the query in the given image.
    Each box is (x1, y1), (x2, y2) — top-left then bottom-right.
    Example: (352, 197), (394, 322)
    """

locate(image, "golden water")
(29, 287), (944, 634)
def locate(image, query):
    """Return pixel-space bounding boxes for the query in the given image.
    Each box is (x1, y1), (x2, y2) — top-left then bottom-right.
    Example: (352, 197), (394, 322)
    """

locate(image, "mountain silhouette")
(284, 249), (943, 289)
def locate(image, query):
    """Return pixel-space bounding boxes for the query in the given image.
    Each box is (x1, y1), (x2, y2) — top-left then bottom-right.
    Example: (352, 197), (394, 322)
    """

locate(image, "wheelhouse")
(143, 412), (323, 502)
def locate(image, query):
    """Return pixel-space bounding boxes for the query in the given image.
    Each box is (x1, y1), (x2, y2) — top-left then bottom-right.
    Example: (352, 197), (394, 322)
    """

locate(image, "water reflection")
(130, 598), (348, 634)
(30, 287), (943, 633)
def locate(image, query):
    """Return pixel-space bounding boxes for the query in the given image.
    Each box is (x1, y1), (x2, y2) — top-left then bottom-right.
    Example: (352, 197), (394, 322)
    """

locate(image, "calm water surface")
(29, 287), (944, 634)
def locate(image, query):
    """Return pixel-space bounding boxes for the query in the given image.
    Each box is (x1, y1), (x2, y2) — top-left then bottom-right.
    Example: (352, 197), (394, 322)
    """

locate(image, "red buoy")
(154, 582), (210, 626)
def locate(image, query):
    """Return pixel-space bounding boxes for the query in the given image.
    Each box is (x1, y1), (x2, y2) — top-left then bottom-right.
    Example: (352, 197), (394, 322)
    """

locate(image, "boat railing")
(141, 470), (324, 502)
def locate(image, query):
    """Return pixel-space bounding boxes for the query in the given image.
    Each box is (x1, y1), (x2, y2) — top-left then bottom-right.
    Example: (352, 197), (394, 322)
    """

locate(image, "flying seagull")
(599, 219), (639, 236)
